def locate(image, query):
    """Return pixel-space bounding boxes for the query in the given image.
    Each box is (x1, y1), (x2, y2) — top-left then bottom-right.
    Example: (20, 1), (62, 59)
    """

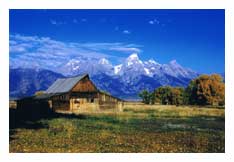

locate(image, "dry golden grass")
(123, 103), (224, 117)
(9, 104), (224, 153)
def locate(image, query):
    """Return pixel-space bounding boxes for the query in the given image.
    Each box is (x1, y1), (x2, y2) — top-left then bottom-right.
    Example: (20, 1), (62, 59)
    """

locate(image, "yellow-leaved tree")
(186, 74), (224, 106)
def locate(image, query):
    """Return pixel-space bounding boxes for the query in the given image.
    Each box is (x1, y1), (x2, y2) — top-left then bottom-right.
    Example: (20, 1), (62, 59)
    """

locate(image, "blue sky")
(10, 9), (224, 73)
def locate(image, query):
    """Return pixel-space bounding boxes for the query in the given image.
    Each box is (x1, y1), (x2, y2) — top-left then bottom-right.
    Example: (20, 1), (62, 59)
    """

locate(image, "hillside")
(10, 68), (65, 98)
(10, 54), (202, 99)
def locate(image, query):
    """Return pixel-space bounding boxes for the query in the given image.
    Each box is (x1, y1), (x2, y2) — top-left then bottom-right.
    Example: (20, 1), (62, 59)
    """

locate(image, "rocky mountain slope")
(10, 54), (201, 99)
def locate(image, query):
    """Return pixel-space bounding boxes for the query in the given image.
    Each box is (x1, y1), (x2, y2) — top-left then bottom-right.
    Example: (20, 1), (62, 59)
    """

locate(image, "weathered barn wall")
(97, 93), (123, 112)
(72, 76), (97, 92)
(68, 92), (99, 112)
(69, 97), (99, 112)
(51, 94), (70, 111)
(57, 92), (124, 113)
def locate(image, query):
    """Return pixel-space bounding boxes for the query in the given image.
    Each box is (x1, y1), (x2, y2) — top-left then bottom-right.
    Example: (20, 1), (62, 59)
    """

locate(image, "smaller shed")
(16, 96), (53, 120)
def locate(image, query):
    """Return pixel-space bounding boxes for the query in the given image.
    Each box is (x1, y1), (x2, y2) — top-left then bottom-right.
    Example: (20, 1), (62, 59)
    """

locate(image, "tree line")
(139, 74), (225, 106)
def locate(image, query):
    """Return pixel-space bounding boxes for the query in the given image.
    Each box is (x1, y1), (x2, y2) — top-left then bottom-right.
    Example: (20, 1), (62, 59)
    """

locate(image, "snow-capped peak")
(114, 64), (122, 74)
(149, 59), (158, 64)
(59, 53), (197, 82)
(169, 59), (179, 65)
(168, 60), (184, 69)
(98, 58), (110, 65)
(145, 59), (160, 66)
(127, 53), (139, 61)
(126, 53), (143, 66)
(66, 59), (80, 66)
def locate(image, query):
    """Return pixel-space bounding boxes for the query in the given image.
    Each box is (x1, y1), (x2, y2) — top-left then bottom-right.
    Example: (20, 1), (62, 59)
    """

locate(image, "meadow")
(9, 104), (225, 153)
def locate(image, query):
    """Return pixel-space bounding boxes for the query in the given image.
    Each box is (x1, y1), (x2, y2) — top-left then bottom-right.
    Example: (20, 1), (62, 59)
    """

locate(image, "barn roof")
(34, 93), (61, 99)
(34, 73), (124, 101)
(45, 74), (88, 94)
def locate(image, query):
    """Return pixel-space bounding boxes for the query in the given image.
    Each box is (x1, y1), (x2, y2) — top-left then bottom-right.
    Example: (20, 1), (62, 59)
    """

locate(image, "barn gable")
(71, 75), (98, 92)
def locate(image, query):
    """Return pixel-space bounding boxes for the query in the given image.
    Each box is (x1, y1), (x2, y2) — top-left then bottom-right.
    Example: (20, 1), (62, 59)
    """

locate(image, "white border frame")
(0, 0), (233, 162)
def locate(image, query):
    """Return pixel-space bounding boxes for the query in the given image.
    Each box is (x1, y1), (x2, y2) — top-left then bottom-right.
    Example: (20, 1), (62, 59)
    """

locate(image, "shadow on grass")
(9, 108), (88, 141)
(10, 109), (87, 128)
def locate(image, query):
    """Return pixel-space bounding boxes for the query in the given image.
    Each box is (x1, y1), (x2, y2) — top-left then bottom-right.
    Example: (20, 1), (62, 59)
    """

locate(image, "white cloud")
(109, 47), (141, 53)
(9, 34), (142, 70)
(9, 40), (17, 45)
(12, 34), (40, 42)
(50, 19), (57, 25)
(10, 46), (26, 53)
(73, 19), (78, 23)
(81, 18), (87, 22)
(50, 19), (66, 25)
(149, 20), (154, 24)
(123, 30), (131, 34)
(69, 42), (142, 53)
(148, 19), (160, 25)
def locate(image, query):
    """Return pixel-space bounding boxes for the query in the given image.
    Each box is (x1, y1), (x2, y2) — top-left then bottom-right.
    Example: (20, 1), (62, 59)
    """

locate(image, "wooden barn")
(34, 74), (124, 112)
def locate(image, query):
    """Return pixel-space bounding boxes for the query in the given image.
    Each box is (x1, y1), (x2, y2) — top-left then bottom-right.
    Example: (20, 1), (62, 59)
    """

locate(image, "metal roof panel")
(45, 74), (87, 94)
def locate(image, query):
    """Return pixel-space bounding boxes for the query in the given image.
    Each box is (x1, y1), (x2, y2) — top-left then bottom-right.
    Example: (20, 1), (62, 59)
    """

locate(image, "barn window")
(87, 98), (94, 103)
(60, 95), (66, 100)
(74, 99), (80, 104)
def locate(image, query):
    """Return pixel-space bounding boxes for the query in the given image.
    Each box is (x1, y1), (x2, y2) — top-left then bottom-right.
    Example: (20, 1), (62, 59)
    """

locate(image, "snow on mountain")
(120, 53), (144, 72)
(148, 59), (158, 64)
(125, 53), (143, 66)
(59, 57), (114, 76)
(10, 53), (200, 99)
(116, 53), (149, 83)
(166, 60), (198, 78)
(144, 68), (150, 75)
(144, 59), (160, 66)
(96, 58), (114, 75)
(143, 59), (162, 77)
(114, 64), (122, 74)
(98, 58), (110, 65)
(63, 59), (80, 74)
(60, 53), (198, 82)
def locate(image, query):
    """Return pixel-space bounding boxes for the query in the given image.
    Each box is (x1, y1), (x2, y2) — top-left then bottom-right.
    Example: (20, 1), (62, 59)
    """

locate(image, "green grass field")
(9, 105), (225, 153)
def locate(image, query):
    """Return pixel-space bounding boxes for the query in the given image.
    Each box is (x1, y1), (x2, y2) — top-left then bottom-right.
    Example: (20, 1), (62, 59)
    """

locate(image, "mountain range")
(10, 53), (203, 100)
